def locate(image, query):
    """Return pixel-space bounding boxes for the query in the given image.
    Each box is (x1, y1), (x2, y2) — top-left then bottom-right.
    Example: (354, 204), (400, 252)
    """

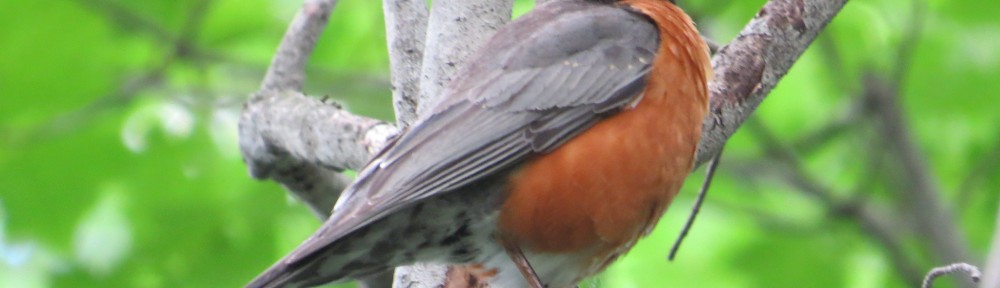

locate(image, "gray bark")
(416, 0), (514, 116)
(695, 0), (848, 166)
(383, 0), (428, 127)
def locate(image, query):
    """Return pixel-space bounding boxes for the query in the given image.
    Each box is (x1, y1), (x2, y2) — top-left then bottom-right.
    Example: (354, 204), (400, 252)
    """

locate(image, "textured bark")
(393, 263), (451, 288)
(695, 0), (848, 166)
(393, 0), (515, 285)
(383, 0), (428, 127)
(240, 90), (396, 215)
(416, 0), (514, 116)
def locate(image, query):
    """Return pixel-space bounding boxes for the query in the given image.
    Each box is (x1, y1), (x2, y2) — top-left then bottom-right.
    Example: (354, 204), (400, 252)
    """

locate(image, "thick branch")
(244, 0), (352, 219)
(239, 91), (396, 215)
(240, 91), (394, 177)
(696, 0), (848, 166)
(383, 0), (428, 127)
(416, 0), (514, 116)
(394, 0), (515, 285)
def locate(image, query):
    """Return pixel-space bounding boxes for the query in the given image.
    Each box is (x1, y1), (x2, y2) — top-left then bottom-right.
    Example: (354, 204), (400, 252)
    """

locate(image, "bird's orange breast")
(497, 0), (711, 263)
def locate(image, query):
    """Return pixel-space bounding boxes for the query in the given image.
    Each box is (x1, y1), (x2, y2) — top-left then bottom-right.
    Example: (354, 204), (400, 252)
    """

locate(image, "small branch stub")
(921, 263), (982, 288)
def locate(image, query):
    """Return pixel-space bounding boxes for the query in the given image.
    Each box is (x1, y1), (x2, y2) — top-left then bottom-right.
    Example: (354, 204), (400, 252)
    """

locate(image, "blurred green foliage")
(0, 0), (997, 287)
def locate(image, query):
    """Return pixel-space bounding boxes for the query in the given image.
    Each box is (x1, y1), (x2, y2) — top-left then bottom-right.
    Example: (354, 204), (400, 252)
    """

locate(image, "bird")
(247, 0), (711, 287)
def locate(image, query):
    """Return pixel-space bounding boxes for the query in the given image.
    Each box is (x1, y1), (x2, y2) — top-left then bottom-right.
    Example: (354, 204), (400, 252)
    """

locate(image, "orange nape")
(497, 0), (711, 261)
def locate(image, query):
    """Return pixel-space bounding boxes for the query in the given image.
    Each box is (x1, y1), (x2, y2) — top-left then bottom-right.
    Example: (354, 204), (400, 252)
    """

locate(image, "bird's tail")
(245, 220), (400, 288)
(246, 244), (381, 288)
(245, 253), (313, 288)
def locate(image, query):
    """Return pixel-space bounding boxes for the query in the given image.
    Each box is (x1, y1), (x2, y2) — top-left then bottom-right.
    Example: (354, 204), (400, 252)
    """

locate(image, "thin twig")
(260, 0), (337, 91)
(865, 74), (972, 269)
(669, 150), (723, 261)
(869, 7), (968, 269)
(74, 0), (174, 42)
(789, 97), (867, 154)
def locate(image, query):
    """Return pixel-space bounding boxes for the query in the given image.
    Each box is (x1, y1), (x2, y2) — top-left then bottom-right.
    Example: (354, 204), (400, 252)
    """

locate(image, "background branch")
(921, 263), (981, 288)
(865, 74), (973, 271)
(746, 120), (924, 286)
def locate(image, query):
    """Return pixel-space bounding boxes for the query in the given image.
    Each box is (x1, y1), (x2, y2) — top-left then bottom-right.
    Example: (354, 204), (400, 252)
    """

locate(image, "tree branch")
(865, 75), (973, 267)
(394, 0), (516, 285)
(239, 90), (396, 216)
(921, 263), (981, 288)
(416, 0), (514, 116)
(696, 0), (847, 166)
(260, 0), (336, 92)
(746, 120), (924, 286)
(383, 0), (428, 127)
(242, 0), (390, 219)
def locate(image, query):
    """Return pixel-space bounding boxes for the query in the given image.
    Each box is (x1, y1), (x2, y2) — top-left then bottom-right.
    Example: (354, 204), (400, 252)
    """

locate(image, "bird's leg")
(496, 234), (545, 288)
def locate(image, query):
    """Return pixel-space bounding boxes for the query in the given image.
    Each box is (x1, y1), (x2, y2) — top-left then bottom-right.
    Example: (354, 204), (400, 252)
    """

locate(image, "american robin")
(248, 0), (711, 287)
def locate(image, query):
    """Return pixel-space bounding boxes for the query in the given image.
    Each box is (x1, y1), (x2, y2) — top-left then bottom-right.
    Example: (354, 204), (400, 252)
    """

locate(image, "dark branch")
(746, 120), (925, 286)
(865, 75), (972, 266)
